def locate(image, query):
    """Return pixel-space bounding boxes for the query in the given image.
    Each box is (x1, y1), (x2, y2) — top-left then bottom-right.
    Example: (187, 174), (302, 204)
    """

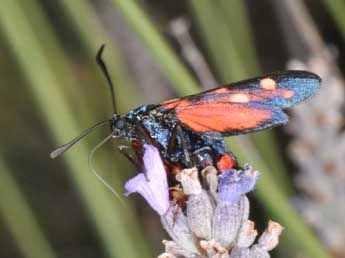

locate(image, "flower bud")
(199, 239), (229, 258)
(257, 221), (284, 251)
(212, 196), (248, 247)
(187, 190), (214, 239)
(236, 220), (258, 248)
(176, 167), (202, 195)
(202, 166), (219, 200)
(161, 205), (198, 254)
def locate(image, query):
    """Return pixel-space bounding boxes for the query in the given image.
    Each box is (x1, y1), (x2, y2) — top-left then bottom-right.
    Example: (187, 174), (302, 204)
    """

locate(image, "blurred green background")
(0, 1), (344, 258)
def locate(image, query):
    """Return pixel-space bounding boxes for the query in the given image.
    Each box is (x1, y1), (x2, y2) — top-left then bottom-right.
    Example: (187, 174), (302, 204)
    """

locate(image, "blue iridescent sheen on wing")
(225, 71), (320, 107)
(250, 71), (321, 108)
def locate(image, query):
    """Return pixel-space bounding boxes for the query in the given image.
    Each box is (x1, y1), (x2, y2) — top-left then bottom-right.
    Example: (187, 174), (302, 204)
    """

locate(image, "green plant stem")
(19, 0), (94, 128)
(218, 0), (259, 75)
(189, 1), (247, 83)
(0, 157), (57, 258)
(60, 0), (139, 112)
(111, 0), (200, 95)
(322, 0), (345, 42)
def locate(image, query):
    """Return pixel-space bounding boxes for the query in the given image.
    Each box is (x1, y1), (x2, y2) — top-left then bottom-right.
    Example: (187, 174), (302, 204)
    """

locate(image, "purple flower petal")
(218, 165), (260, 204)
(124, 144), (170, 215)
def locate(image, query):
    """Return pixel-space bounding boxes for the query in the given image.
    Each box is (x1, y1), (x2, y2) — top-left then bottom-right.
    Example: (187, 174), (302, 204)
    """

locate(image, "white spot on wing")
(260, 78), (277, 90)
(229, 93), (250, 103)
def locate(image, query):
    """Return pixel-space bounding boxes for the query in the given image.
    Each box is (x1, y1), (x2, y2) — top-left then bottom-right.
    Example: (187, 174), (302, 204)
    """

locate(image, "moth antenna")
(96, 44), (117, 115)
(88, 133), (126, 207)
(50, 119), (111, 159)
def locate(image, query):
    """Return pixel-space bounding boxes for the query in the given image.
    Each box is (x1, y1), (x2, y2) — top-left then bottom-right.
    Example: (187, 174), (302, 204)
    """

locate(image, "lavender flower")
(124, 145), (283, 258)
(124, 144), (170, 215)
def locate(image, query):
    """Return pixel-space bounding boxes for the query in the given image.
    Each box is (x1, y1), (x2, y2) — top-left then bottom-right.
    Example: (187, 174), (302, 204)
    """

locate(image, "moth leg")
(199, 132), (239, 171)
(192, 146), (212, 155)
(167, 125), (178, 154)
(118, 145), (144, 171)
(176, 125), (192, 168)
(191, 146), (214, 168)
(167, 125), (192, 168)
(134, 119), (156, 146)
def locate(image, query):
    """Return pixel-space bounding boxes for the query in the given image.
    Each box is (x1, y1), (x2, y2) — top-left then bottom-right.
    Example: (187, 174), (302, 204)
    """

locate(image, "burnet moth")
(51, 45), (321, 175)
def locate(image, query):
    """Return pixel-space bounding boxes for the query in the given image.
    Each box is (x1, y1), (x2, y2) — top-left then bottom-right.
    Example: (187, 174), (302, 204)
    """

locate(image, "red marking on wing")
(282, 89), (294, 98)
(161, 99), (191, 109)
(217, 154), (237, 172)
(210, 88), (230, 94)
(176, 103), (272, 133)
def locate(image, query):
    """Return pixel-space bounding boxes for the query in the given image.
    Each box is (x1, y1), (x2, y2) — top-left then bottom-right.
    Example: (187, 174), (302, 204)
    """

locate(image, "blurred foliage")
(0, 0), (343, 258)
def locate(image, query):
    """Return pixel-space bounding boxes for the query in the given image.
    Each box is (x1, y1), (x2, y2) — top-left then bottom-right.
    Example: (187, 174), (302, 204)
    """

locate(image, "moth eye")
(115, 119), (126, 129)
